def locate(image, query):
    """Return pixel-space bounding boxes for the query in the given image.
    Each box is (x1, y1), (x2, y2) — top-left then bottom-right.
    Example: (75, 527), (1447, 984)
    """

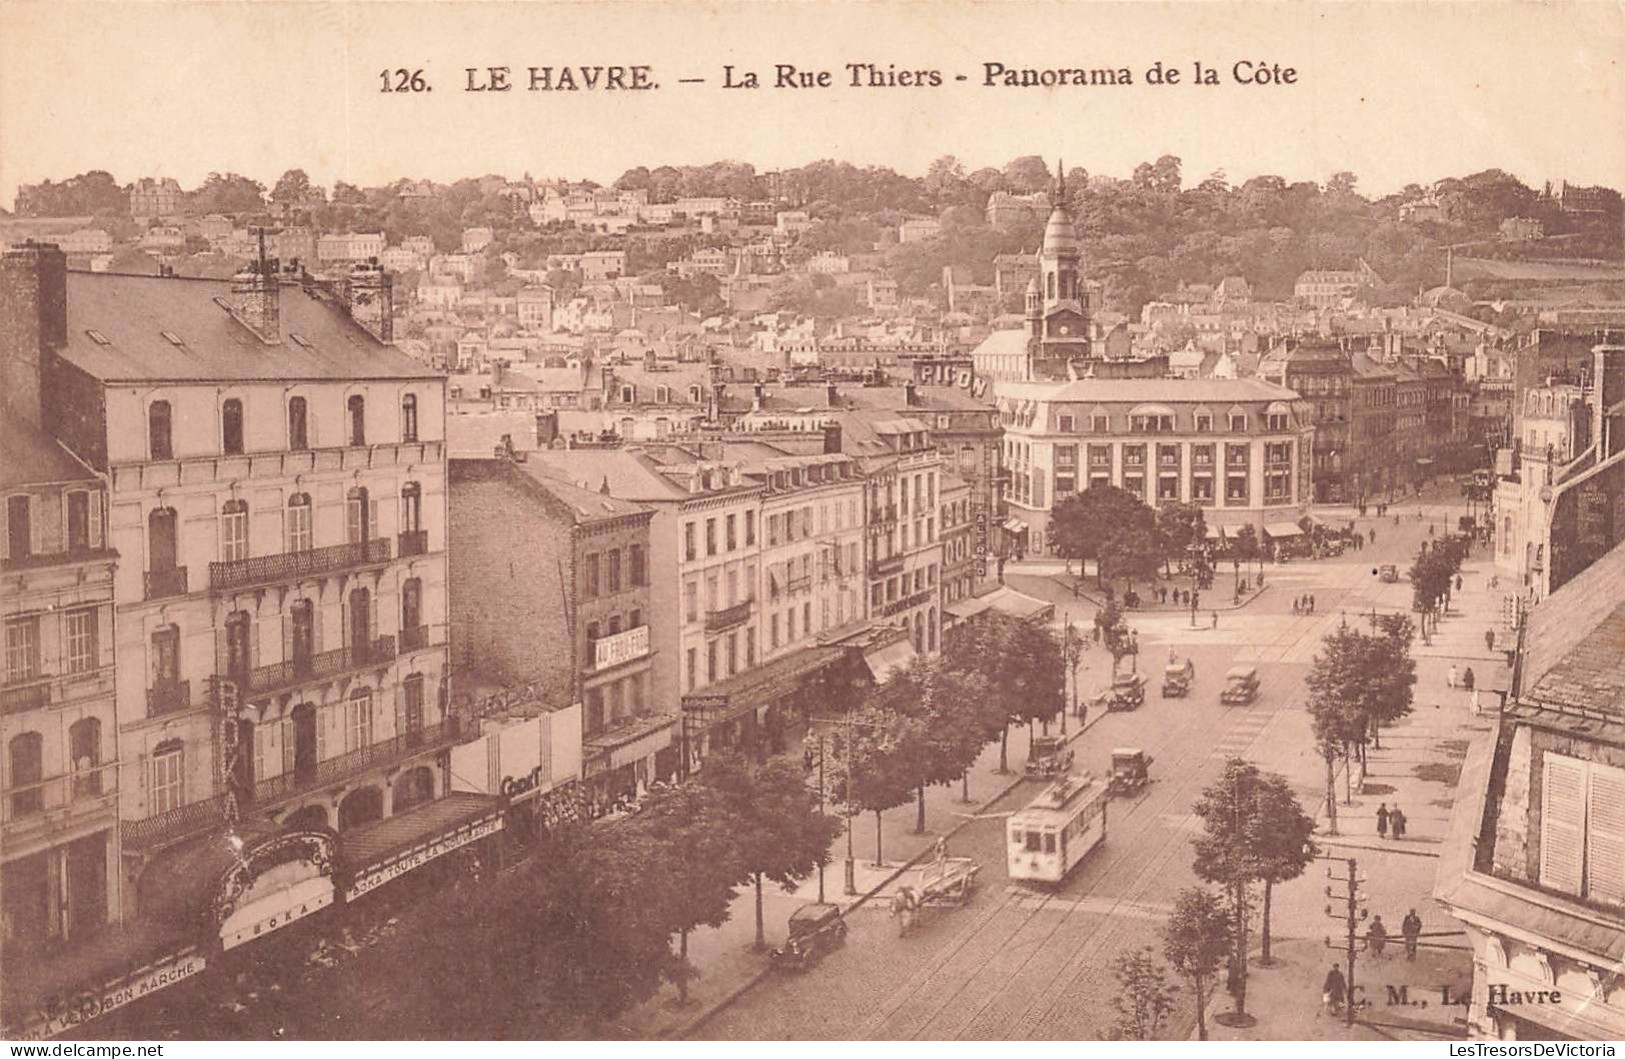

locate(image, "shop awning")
(343, 793), (503, 902)
(584, 712), (679, 772)
(682, 645), (847, 730)
(1003, 518), (1029, 534)
(945, 586), (1055, 624)
(864, 639), (917, 683)
(1265, 523), (1304, 538)
(1205, 524), (1226, 539)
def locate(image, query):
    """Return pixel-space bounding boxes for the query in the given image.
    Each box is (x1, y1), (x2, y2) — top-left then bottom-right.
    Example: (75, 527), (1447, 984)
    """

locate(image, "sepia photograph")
(1, 0), (1623, 1047)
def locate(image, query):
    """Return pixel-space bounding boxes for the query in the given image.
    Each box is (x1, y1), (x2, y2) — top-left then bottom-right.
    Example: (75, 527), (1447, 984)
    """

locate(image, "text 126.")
(380, 69), (431, 92)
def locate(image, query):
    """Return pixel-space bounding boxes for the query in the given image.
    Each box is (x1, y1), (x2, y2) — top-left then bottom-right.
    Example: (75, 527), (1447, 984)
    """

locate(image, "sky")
(2, 0), (1623, 208)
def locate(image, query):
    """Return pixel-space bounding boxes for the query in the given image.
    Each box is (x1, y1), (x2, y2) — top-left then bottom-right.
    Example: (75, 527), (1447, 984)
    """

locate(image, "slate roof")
(524, 449), (689, 502)
(994, 377), (1300, 404)
(514, 465), (652, 524)
(58, 271), (437, 382)
(1, 416), (98, 489)
(1520, 539), (1625, 719)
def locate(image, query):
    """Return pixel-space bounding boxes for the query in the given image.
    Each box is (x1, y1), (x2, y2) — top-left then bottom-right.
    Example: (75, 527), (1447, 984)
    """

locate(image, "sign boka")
(345, 812), (503, 901)
(212, 829), (338, 951)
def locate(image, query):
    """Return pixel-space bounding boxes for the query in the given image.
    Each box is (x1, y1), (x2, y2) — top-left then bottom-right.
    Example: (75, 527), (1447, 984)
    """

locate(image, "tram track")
(872, 559), (1374, 1039)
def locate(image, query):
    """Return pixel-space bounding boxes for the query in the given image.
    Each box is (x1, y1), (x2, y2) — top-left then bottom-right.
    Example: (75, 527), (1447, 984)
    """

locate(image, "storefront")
(582, 712), (679, 816)
(342, 794), (504, 902)
(681, 645), (850, 770)
(211, 830), (338, 953)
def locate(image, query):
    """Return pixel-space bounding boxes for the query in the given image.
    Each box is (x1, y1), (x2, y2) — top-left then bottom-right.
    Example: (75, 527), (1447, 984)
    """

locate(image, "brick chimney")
(826, 383), (839, 407)
(0, 241), (67, 428)
(230, 260), (281, 344)
(904, 380), (919, 406)
(345, 261), (394, 344)
(822, 421), (843, 455)
(1592, 344), (1625, 460)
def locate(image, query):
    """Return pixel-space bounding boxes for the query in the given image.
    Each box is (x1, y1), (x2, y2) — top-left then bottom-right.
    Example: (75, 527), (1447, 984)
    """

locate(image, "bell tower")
(1039, 160), (1081, 310)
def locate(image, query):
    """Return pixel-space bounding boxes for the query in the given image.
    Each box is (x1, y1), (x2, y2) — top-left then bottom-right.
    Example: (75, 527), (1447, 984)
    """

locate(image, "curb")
(1038, 575), (1275, 616)
(670, 709), (1109, 1039)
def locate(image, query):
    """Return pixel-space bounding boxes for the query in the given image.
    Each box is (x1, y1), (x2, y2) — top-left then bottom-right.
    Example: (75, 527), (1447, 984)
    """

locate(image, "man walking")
(1485, 628), (1496, 652)
(1391, 805), (1407, 840)
(1211, 610), (1219, 629)
(1447, 664), (1459, 689)
(1463, 666), (1475, 691)
(1368, 915), (1389, 959)
(1402, 909), (1423, 961)
(1376, 802), (1389, 839)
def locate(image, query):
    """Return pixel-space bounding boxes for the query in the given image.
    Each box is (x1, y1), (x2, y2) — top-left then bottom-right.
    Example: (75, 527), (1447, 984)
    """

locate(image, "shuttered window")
(1541, 753), (1587, 895)
(1589, 762), (1625, 905)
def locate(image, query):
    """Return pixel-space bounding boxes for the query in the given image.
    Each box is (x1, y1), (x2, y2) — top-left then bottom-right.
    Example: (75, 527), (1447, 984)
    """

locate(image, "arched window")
(149, 400), (173, 460)
(70, 718), (102, 797)
(392, 766), (435, 813)
(222, 398), (244, 454)
(347, 395), (366, 446)
(400, 482), (422, 535)
(347, 486), (371, 544)
(221, 499), (249, 562)
(337, 785), (382, 831)
(288, 396), (309, 450)
(286, 493), (312, 552)
(147, 507), (178, 572)
(345, 687), (374, 752)
(8, 732), (43, 815)
(401, 393), (418, 443)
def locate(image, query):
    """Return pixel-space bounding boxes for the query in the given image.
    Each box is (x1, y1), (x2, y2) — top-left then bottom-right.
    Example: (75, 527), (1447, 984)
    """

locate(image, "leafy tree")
(271, 168), (314, 205)
(1050, 485), (1159, 586)
(698, 753), (841, 950)
(879, 655), (994, 823)
(189, 172), (266, 214)
(1003, 156), (1053, 194)
(945, 611), (1064, 769)
(1109, 947), (1177, 1040)
(1164, 887), (1230, 1041)
(1305, 626), (1376, 833)
(1191, 757), (1264, 1020)
(632, 781), (745, 1003)
(1250, 773), (1318, 964)
(1366, 614), (1418, 748)
(1156, 501), (1207, 575)
(824, 701), (922, 864)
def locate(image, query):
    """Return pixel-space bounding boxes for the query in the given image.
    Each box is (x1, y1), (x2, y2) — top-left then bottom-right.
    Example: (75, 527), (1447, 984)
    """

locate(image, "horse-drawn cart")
(891, 848), (982, 934)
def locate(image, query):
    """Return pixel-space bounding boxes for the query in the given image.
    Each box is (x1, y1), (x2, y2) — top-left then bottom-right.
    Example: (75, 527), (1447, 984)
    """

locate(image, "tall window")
(347, 394), (366, 446)
(149, 400), (173, 460)
(705, 518), (717, 556)
(683, 522), (696, 561)
(65, 607), (97, 674)
(287, 493), (313, 552)
(5, 494), (29, 559)
(584, 553), (600, 597)
(401, 393), (419, 442)
(149, 740), (183, 815)
(401, 482), (422, 534)
(6, 618), (40, 682)
(67, 490), (91, 552)
(629, 544), (645, 586)
(347, 486), (371, 543)
(147, 507), (178, 570)
(607, 549), (622, 593)
(222, 398), (244, 455)
(70, 717), (102, 796)
(346, 688), (374, 753)
(745, 510), (756, 546)
(221, 500), (249, 562)
(9, 733), (43, 816)
(402, 577), (423, 637)
(288, 396), (309, 450)
(151, 626), (180, 684)
(1541, 752), (1625, 904)
(726, 514), (737, 551)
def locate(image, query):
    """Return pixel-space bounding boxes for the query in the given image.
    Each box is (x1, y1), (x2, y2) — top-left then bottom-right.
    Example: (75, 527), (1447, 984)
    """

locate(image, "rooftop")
(993, 377), (1300, 404)
(0, 415), (99, 489)
(57, 272), (437, 383)
(1520, 539), (1625, 720)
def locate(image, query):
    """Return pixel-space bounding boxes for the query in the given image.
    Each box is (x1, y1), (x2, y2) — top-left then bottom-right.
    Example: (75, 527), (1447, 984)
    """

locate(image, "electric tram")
(1007, 771), (1108, 883)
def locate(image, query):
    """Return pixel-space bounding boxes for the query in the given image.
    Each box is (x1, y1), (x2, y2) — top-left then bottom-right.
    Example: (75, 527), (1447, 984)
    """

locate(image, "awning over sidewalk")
(584, 712), (679, 772)
(343, 793), (503, 902)
(1264, 522), (1304, 538)
(864, 639), (916, 683)
(1205, 524), (1227, 540)
(944, 586), (1055, 624)
(1002, 518), (1028, 534)
(682, 645), (846, 730)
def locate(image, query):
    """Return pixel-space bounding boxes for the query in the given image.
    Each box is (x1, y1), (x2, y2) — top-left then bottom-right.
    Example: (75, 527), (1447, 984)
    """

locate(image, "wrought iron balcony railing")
(209, 538), (391, 593)
(704, 600), (752, 634)
(222, 637), (395, 703)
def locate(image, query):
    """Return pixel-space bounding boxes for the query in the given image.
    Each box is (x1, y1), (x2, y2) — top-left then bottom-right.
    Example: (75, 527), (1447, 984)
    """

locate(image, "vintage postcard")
(1, 0), (1623, 1046)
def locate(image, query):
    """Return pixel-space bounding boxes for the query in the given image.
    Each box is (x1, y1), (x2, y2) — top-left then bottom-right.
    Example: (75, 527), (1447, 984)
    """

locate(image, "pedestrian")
(1455, 575), (1463, 592)
(1428, 523), (1435, 537)
(1211, 610), (1219, 629)
(1310, 594), (1316, 613)
(1391, 806), (1408, 840)
(1293, 596), (1300, 615)
(1485, 628), (1496, 652)
(1323, 964), (1346, 1015)
(1369, 528), (1377, 545)
(1192, 591), (1201, 611)
(1447, 664), (1459, 689)
(1472, 687), (1482, 716)
(1463, 666), (1475, 691)
(1368, 915), (1389, 958)
(1402, 909), (1422, 961)
(1376, 802), (1389, 838)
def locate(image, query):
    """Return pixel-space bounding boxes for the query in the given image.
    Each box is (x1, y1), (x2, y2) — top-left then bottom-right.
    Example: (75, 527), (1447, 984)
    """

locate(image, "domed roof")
(1041, 203), (1080, 257)
(1419, 285), (1470, 310)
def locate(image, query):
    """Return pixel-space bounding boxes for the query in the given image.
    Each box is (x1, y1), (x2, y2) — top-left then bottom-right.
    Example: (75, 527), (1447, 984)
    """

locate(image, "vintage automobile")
(1221, 665), (1260, 706)
(1161, 657), (1195, 697)
(1091, 671), (1147, 712)
(1379, 564), (1399, 583)
(1025, 733), (1076, 777)
(770, 902), (847, 970)
(1106, 747), (1154, 797)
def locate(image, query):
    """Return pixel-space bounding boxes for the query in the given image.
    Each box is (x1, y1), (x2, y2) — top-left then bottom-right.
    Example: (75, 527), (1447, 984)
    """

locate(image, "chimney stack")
(0, 241), (68, 429)
(753, 381), (766, 412)
(904, 380), (919, 406)
(826, 383), (839, 407)
(535, 411), (559, 447)
(345, 262), (394, 344)
(1592, 344), (1625, 460)
(823, 421), (843, 455)
(230, 254), (281, 344)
